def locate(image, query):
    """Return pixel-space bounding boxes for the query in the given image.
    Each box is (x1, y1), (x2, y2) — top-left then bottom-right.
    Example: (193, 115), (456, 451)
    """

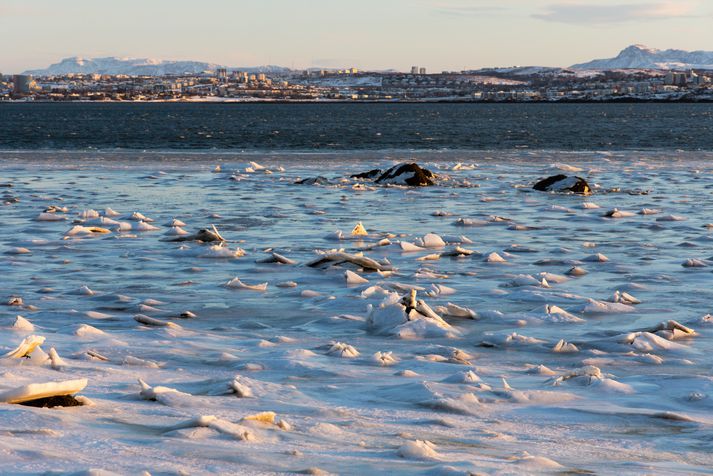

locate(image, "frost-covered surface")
(2, 150), (713, 474)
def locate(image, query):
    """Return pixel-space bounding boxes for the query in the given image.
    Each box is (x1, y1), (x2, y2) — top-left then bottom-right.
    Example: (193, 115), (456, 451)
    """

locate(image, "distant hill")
(469, 66), (566, 76)
(571, 45), (713, 70)
(23, 56), (290, 76)
(24, 46), (713, 76)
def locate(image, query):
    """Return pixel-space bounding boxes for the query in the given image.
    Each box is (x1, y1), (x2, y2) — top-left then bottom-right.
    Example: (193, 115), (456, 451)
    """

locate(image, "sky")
(1, 0), (712, 73)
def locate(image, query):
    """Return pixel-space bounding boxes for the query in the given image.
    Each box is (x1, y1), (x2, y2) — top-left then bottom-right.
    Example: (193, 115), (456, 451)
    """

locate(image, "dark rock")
(533, 175), (591, 195)
(374, 163), (436, 186)
(295, 176), (330, 185)
(19, 394), (83, 408)
(167, 228), (225, 243)
(350, 169), (382, 180)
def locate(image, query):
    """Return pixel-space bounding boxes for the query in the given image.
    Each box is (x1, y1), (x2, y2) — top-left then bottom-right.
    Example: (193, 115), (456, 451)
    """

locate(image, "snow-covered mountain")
(23, 56), (290, 76)
(571, 45), (713, 70)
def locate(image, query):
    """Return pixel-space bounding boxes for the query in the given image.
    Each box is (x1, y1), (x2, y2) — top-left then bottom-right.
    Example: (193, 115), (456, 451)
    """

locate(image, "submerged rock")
(533, 174), (591, 195)
(375, 163), (436, 186)
(295, 176), (330, 185)
(166, 225), (226, 243)
(307, 251), (390, 271)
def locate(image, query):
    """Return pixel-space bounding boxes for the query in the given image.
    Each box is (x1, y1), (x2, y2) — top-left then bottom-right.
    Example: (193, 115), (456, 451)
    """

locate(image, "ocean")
(1, 102), (713, 151)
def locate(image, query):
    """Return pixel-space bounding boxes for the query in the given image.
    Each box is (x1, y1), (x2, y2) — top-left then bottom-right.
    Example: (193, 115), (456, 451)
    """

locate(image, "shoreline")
(2, 98), (713, 104)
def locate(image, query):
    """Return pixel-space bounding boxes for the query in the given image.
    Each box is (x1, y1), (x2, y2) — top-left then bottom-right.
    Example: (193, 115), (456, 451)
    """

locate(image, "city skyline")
(1, 0), (713, 73)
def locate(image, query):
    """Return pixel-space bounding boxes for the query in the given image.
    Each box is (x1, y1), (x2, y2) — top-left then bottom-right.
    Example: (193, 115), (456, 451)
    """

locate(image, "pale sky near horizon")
(1, 0), (712, 73)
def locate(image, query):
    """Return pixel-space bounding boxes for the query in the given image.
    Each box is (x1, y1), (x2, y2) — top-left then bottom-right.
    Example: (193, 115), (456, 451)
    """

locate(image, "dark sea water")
(1, 102), (713, 151)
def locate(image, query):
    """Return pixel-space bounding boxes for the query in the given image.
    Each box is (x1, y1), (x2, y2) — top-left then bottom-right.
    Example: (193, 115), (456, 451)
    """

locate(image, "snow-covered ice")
(1, 151), (713, 474)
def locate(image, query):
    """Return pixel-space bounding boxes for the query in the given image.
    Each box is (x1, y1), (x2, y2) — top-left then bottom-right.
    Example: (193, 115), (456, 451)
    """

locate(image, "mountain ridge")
(22, 46), (713, 76)
(23, 56), (290, 76)
(571, 45), (713, 70)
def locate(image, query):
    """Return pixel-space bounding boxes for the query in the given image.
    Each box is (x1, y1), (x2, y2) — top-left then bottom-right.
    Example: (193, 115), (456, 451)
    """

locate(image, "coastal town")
(3, 65), (713, 103)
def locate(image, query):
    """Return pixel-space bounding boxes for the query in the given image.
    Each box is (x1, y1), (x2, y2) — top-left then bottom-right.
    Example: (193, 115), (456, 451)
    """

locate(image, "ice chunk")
(345, 270), (369, 285)
(398, 440), (441, 461)
(485, 252), (506, 263)
(400, 241), (425, 252)
(0, 378), (88, 404)
(553, 339), (579, 353)
(351, 222), (368, 236)
(422, 233), (446, 248)
(373, 351), (398, 366)
(225, 277), (268, 291)
(12, 315), (34, 331)
(3, 335), (46, 359)
(326, 342), (360, 358)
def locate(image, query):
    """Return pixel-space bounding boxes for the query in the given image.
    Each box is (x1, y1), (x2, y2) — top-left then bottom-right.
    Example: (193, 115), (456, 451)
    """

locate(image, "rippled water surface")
(2, 103), (713, 150)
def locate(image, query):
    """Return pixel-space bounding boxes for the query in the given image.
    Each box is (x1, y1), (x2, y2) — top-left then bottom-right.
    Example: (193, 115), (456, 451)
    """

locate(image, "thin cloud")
(433, 3), (508, 17)
(533, 1), (699, 24)
(0, 5), (42, 17)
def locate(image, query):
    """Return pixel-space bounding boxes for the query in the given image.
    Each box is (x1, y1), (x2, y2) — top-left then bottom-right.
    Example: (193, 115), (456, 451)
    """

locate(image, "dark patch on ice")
(18, 395), (83, 408)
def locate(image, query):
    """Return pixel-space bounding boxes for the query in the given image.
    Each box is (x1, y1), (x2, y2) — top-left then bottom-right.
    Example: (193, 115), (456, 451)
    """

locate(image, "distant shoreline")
(2, 98), (713, 105)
